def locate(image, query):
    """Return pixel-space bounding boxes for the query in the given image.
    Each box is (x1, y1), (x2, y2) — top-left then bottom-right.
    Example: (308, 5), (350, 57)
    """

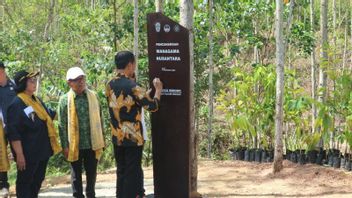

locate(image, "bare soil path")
(13, 160), (352, 197)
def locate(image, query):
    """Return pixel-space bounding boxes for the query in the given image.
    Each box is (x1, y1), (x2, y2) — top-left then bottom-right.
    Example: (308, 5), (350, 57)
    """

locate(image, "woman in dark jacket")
(6, 70), (61, 198)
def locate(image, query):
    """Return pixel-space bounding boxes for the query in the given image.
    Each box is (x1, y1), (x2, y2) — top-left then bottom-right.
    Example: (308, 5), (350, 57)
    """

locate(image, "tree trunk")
(156, 0), (163, 13)
(332, 0), (337, 80)
(310, 0), (317, 134)
(91, 0), (95, 9)
(207, 0), (214, 159)
(338, 0), (341, 19)
(113, 0), (117, 52)
(285, 0), (294, 80)
(342, 23), (347, 70)
(273, 0), (285, 174)
(253, 0), (259, 64)
(133, 0), (139, 76)
(350, 1), (352, 70)
(0, 0), (4, 31)
(285, 0), (295, 49)
(112, 0), (127, 52)
(318, 0), (328, 147)
(43, 0), (55, 43)
(2, 2), (18, 29)
(333, 0), (337, 50)
(180, 0), (198, 196)
(319, 0), (328, 103)
(253, 1), (260, 150)
(37, 0), (55, 96)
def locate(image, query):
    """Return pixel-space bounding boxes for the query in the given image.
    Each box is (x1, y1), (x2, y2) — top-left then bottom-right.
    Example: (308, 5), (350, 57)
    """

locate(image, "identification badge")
(24, 106), (34, 118)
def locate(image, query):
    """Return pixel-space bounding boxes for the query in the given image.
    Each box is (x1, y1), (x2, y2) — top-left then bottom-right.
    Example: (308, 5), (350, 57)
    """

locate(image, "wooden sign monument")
(147, 13), (191, 198)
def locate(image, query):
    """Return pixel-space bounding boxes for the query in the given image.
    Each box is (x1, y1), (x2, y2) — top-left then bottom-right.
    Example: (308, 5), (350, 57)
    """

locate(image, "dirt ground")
(9, 159), (352, 197)
(195, 160), (352, 198)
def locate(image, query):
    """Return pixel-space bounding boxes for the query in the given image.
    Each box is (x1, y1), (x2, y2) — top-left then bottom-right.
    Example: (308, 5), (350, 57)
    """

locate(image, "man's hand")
(63, 148), (69, 159)
(153, 78), (163, 100)
(16, 153), (26, 171)
(153, 78), (163, 91)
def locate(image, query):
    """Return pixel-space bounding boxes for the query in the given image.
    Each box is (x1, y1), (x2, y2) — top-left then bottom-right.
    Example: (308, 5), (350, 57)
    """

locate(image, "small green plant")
(304, 133), (321, 152)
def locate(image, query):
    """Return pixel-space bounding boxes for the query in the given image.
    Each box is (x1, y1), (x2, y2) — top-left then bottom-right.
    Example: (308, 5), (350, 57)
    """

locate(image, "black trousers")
(70, 149), (98, 198)
(16, 159), (48, 198)
(0, 171), (9, 189)
(114, 145), (143, 198)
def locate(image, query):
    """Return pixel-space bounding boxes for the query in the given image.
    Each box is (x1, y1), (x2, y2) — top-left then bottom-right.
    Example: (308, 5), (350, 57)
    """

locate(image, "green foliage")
(305, 132), (321, 151)
(2, 0), (352, 165)
(199, 123), (234, 160)
(312, 72), (352, 149)
(289, 22), (315, 56)
(1, 1), (123, 176)
(217, 64), (276, 149)
(340, 130), (352, 149)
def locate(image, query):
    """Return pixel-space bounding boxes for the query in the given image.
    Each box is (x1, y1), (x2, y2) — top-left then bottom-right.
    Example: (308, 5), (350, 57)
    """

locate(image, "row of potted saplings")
(231, 147), (352, 171)
(284, 130), (352, 171)
(230, 133), (276, 163)
(230, 130), (352, 171)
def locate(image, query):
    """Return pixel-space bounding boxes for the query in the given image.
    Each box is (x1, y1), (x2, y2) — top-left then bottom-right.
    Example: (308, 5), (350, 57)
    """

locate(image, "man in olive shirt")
(58, 67), (104, 198)
(0, 61), (16, 197)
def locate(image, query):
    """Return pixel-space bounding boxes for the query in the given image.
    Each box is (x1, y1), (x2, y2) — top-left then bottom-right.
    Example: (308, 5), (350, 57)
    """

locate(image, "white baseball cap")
(66, 67), (86, 81)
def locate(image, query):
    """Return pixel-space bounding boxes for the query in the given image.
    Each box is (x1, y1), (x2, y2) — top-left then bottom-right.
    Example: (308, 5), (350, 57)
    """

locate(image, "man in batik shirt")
(106, 51), (162, 198)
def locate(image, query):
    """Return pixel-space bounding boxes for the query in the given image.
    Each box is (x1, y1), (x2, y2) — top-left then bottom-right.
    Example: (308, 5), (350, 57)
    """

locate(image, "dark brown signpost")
(147, 13), (191, 198)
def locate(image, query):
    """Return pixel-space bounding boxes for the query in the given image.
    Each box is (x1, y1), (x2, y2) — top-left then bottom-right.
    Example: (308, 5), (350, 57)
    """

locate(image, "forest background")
(1, 0), (352, 184)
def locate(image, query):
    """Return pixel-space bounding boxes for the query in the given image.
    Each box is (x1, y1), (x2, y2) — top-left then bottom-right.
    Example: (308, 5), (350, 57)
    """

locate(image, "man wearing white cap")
(58, 67), (105, 198)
